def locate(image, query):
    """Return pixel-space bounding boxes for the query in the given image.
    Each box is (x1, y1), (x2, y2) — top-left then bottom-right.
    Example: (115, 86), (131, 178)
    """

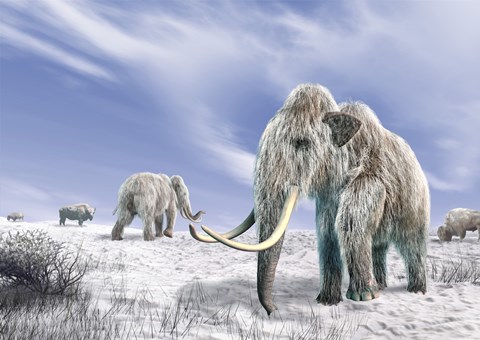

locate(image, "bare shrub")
(0, 229), (88, 295)
(428, 257), (480, 285)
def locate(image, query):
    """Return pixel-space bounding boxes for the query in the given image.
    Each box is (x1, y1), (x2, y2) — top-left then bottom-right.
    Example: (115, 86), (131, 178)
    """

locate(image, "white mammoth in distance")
(112, 172), (205, 241)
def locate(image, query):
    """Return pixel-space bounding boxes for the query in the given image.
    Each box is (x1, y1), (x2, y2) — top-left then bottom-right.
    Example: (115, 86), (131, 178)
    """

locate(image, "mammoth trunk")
(257, 234), (285, 315)
(181, 202), (203, 222)
(171, 176), (204, 223)
(255, 191), (289, 315)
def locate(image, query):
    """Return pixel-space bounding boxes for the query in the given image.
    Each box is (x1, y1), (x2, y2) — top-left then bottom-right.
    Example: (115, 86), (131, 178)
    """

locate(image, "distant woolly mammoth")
(111, 172), (205, 241)
(59, 203), (95, 226)
(7, 212), (24, 222)
(437, 208), (480, 242)
(191, 83), (430, 315)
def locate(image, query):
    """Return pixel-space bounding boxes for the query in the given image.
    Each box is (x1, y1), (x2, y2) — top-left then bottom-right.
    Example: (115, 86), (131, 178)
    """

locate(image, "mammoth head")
(170, 175), (205, 222)
(437, 226), (452, 242)
(254, 84), (361, 199)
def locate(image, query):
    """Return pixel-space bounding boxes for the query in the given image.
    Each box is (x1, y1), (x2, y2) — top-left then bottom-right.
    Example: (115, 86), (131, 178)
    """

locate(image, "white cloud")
(0, 23), (113, 80)
(182, 104), (255, 185)
(39, 0), (165, 61)
(424, 171), (462, 192)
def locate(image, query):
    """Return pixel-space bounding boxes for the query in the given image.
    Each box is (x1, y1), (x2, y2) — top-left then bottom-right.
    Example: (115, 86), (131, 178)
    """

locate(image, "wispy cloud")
(0, 177), (92, 204)
(425, 100), (480, 192)
(0, 23), (113, 80)
(0, 177), (53, 202)
(180, 104), (256, 185)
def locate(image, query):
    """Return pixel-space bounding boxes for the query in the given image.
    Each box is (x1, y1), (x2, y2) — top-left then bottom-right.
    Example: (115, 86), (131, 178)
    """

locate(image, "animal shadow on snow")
(430, 236), (479, 245)
(54, 223), (88, 228)
(175, 276), (320, 317)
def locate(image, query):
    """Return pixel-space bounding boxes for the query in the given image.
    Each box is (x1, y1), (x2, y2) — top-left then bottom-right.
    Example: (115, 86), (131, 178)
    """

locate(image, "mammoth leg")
(155, 214), (164, 237)
(338, 179), (386, 302)
(163, 203), (176, 238)
(112, 212), (134, 241)
(141, 214), (155, 241)
(78, 219), (83, 226)
(316, 206), (343, 305)
(372, 240), (389, 290)
(395, 230), (427, 294)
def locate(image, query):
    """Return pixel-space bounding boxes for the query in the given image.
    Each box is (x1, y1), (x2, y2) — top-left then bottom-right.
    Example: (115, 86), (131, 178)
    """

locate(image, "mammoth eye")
(293, 138), (311, 150)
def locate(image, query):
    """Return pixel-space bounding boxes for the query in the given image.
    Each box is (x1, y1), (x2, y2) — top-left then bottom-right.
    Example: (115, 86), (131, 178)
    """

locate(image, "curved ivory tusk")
(189, 209), (255, 243)
(188, 210), (205, 223)
(201, 186), (299, 252)
(179, 207), (187, 219)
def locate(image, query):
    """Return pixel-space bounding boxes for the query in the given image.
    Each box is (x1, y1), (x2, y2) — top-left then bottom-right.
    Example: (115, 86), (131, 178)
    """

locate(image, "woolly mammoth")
(7, 212), (24, 221)
(190, 83), (430, 315)
(59, 203), (95, 226)
(112, 172), (205, 241)
(437, 208), (480, 242)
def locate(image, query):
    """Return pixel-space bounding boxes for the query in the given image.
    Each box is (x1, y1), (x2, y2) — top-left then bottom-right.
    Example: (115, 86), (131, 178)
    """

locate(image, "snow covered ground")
(1, 217), (479, 339)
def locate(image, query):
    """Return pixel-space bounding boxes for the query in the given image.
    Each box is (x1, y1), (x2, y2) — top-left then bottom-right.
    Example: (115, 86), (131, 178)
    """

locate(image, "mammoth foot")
(163, 229), (173, 238)
(376, 278), (388, 290)
(112, 235), (123, 241)
(346, 285), (380, 302)
(407, 283), (426, 294)
(316, 291), (343, 306)
(144, 234), (155, 241)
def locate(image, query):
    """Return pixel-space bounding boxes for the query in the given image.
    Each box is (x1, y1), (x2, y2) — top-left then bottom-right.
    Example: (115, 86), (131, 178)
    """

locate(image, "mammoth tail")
(112, 206), (118, 215)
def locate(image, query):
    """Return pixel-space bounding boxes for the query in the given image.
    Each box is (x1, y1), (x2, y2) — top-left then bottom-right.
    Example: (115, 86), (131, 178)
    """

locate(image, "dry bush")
(0, 229), (88, 295)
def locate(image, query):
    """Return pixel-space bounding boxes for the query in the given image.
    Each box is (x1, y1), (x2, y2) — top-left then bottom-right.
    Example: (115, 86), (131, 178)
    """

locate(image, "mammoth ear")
(323, 112), (362, 147)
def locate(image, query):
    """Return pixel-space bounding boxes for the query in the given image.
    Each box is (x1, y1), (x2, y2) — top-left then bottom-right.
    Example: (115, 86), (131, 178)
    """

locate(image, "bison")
(437, 208), (480, 242)
(59, 203), (96, 226)
(7, 212), (24, 221)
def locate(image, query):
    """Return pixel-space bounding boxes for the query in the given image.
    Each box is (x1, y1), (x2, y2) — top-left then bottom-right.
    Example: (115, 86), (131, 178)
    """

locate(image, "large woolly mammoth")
(190, 83), (430, 315)
(437, 208), (480, 242)
(112, 172), (205, 241)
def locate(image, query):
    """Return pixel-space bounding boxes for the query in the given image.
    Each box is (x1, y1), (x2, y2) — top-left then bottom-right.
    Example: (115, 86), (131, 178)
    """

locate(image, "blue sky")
(0, 0), (479, 232)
